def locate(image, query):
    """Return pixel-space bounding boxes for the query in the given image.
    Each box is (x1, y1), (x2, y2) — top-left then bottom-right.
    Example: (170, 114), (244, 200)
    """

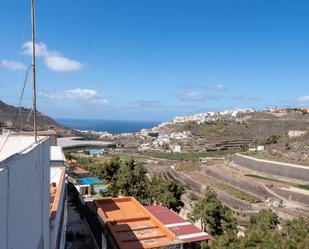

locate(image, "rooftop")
(0, 135), (47, 162)
(50, 166), (66, 219)
(94, 197), (178, 249)
(50, 146), (66, 162)
(57, 136), (113, 149)
(73, 166), (90, 174)
(14, 129), (57, 135)
(145, 205), (211, 243)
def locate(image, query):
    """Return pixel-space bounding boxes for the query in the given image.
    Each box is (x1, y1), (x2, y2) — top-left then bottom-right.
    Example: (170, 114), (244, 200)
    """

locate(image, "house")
(0, 136), (51, 249)
(302, 107), (309, 113)
(72, 166), (90, 178)
(0, 135), (67, 249)
(92, 197), (210, 249)
(171, 145), (182, 153)
(68, 166), (107, 197)
(146, 205), (211, 246)
(50, 145), (66, 166)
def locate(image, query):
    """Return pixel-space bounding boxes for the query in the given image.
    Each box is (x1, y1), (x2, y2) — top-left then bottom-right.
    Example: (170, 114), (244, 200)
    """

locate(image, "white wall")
(50, 176), (66, 249)
(0, 137), (50, 249)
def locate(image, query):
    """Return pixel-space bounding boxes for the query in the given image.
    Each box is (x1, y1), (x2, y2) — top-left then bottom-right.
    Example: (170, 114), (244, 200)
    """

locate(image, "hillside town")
(1, 1), (309, 249)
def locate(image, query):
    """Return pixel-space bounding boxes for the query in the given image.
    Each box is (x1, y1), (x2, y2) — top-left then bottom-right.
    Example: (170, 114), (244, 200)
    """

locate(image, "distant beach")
(56, 118), (160, 134)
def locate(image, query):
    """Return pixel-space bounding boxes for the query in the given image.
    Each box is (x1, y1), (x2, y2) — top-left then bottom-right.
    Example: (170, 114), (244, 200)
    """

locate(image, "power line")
(0, 65), (31, 155)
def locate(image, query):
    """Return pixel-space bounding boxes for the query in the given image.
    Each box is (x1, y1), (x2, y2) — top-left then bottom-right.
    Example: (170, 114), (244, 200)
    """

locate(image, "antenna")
(31, 0), (38, 142)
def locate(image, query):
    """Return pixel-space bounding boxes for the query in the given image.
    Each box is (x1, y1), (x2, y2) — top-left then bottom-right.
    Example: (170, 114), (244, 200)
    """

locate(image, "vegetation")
(188, 188), (237, 236)
(150, 177), (185, 213)
(150, 149), (240, 161)
(108, 158), (151, 204)
(218, 183), (261, 203)
(100, 158), (186, 211)
(240, 144), (249, 152)
(245, 174), (309, 191)
(296, 184), (309, 191)
(93, 156), (120, 182)
(265, 135), (279, 145)
(207, 208), (309, 249)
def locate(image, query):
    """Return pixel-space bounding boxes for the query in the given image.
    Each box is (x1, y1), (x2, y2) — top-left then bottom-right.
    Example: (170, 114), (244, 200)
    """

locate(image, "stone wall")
(206, 168), (275, 199)
(168, 169), (253, 211)
(233, 154), (309, 181)
(272, 188), (309, 206)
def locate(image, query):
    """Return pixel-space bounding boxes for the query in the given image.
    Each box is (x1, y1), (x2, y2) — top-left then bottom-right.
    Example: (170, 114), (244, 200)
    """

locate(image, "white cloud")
(297, 96), (309, 103)
(39, 88), (108, 105)
(233, 95), (260, 101)
(0, 60), (26, 70)
(177, 91), (220, 101)
(22, 41), (82, 72)
(207, 84), (225, 90)
(45, 56), (82, 72)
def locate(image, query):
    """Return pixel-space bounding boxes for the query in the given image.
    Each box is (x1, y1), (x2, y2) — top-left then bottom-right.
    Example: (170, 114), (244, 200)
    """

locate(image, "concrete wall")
(50, 160), (65, 167)
(50, 181), (67, 249)
(206, 168), (275, 199)
(273, 188), (309, 206)
(167, 169), (253, 211)
(233, 154), (309, 181)
(0, 138), (50, 249)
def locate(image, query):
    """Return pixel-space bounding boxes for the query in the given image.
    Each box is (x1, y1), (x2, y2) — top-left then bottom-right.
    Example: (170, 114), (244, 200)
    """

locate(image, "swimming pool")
(80, 177), (102, 185)
(87, 148), (105, 155)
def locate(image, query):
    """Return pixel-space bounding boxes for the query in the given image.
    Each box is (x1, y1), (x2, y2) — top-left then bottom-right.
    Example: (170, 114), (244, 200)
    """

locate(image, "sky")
(0, 0), (309, 121)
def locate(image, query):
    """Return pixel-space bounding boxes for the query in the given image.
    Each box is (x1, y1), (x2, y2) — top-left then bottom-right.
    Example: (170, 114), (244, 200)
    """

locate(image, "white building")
(0, 136), (50, 249)
(50, 146), (66, 166)
(171, 145), (182, 153)
(0, 135), (67, 249)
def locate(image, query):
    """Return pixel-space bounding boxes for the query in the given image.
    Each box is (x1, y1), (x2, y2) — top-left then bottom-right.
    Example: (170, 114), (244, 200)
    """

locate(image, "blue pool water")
(80, 177), (102, 185)
(88, 148), (105, 155)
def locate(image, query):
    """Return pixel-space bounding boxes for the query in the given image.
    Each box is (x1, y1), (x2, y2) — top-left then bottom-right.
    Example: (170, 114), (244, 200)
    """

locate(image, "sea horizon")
(55, 118), (161, 134)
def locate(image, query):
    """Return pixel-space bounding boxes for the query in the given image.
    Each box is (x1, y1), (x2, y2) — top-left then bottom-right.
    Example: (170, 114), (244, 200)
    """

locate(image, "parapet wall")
(206, 168), (275, 199)
(233, 154), (309, 181)
(272, 188), (309, 206)
(167, 169), (253, 211)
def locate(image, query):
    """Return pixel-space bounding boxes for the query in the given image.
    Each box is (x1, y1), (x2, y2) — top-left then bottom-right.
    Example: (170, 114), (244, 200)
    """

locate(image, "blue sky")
(0, 0), (308, 121)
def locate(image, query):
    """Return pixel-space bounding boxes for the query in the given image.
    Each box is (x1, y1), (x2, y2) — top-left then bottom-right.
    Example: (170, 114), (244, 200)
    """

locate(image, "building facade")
(0, 136), (51, 249)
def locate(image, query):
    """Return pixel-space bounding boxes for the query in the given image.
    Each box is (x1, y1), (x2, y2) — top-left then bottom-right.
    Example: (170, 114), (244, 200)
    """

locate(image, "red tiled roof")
(73, 166), (90, 174)
(145, 205), (184, 225)
(145, 205), (211, 243)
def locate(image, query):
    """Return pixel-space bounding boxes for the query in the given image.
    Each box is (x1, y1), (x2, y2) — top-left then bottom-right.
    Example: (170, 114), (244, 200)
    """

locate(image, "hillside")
(155, 111), (309, 163)
(0, 100), (66, 131)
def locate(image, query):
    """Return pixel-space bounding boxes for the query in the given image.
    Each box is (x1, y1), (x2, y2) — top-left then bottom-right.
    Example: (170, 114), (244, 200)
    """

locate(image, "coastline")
(55, 118), (160, 134)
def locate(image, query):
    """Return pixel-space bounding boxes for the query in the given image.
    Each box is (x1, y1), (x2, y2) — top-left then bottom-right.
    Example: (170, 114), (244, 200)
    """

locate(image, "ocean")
(56, 118), (160, 134)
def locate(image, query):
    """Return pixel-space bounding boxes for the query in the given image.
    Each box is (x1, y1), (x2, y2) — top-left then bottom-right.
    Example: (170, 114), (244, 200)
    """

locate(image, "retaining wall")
(206, 168), (275, 199)
(233, 154), (309, 181)
(167, 169), (253, 210)
(272, 188), (309, 206)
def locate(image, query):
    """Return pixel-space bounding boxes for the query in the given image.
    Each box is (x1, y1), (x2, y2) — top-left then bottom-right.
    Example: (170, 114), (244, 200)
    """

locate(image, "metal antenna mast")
(31, 0), (38, 142)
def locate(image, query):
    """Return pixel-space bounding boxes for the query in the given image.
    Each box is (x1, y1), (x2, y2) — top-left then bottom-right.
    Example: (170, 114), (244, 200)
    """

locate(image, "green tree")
(188, 188), (237, 236)
(208, 232), (239, 249)
(95, 156), (120, 182)
(107, 159), (151, 204)
(265, 135), (279, 145)
(150, 177), (185, 213)
(282, 216), (309, 248)
(240, 144), (249, 152)
(208, 210), (309, 249)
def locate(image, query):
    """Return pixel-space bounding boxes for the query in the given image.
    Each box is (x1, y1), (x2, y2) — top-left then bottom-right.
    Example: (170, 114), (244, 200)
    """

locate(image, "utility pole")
(31, 0), (37, 142)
